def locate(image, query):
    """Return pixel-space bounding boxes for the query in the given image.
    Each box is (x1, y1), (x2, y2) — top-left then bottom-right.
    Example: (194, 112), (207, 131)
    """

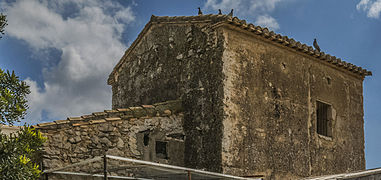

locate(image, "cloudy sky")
(1, 0), (380, 169)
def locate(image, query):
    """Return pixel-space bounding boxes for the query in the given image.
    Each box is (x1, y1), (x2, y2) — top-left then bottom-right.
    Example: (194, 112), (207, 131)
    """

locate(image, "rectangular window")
(155, 141), (168, 159)
(316, 101), (332, 137)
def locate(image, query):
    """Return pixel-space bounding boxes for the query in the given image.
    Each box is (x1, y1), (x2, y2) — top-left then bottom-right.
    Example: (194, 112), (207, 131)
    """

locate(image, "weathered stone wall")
(220, 26), (365, 179)
(109, 21), (226, 172)
(37, 101), (184, 177)
(107, 15), (369, 179)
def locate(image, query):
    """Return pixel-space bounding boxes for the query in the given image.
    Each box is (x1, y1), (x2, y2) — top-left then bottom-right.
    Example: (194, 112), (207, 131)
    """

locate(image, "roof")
(33, 100), (182, 130)
(108, 14), (371, 84)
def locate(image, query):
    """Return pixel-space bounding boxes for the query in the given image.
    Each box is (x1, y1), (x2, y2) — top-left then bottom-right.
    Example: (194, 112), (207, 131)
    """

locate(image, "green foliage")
(0, 69), (31, 125)
(0, 13), (7, 38)
(0, 125), (46, 179)
(0, 13), (44, 179)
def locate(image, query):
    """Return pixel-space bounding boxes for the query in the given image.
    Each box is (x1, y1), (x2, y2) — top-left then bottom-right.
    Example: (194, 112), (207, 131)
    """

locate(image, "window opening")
(316, 101), (332, 137)
(143, 133), (149, 146)
(155, 141), (168, 159)
(327, 77), (331, 85)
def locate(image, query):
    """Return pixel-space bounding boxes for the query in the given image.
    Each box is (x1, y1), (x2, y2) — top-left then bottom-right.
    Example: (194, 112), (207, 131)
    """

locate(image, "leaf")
(0, 68), (30, 124)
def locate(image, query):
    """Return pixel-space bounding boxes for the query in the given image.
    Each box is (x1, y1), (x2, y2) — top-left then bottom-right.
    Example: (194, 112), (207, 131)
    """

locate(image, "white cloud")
(255, 15), (280, 30)
(204, 0), (282, 13)
(115, 7), (135, 23)
(357, 0), (370, 11)
(248, 0), (282, 13)
(2, 0), (135, 123)
(368, 1), (381, 18)
(356, 0), (381, 18)
(204, 0), (242, 11)
(204, 0), (284, 30)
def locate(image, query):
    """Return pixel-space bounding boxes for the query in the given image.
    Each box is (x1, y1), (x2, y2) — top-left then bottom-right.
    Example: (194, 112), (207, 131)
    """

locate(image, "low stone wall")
(35, 100), (185, 177)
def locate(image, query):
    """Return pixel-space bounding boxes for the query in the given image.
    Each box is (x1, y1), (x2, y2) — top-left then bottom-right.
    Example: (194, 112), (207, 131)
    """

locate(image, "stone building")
(36, 14), (372, 179)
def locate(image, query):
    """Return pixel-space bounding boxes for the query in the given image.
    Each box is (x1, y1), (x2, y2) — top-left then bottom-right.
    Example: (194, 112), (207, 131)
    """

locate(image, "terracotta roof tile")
(67, 117), (83, 121)
(105, 117), (121, 121)
(38, 122), (56, 127)
(89, 119), (106, 124)
(73, 122), (89, 127)
(34, 100), (183, 131)
(116, 108), (130, 112)
(103, 110), (120, 118)
(37, 122), (57, 130)
(81, 114), (95, 120)
(54, 120), (69, 125)
(92, 112), (107, 117)
(104, 109), (119, 113)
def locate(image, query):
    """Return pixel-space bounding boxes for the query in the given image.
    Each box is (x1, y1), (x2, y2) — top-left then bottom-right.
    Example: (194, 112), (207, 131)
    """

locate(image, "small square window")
(316, 101), (332, 137)
(155, 141), (168, 159)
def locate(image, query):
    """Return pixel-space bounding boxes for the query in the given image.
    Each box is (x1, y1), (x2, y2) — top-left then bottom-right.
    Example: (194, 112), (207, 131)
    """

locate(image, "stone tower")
(108, 14), (371, 179)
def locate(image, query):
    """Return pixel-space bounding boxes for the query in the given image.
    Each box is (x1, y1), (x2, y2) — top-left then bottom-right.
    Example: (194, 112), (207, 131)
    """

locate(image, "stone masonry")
(107, 14), (371, 179)
(36, 14), (372, 180)
(35, 100), (184, 178)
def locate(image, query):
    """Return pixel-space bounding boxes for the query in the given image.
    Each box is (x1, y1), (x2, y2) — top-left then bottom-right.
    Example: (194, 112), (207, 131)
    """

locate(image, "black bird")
(313, 38), (320, 52)
(228, 9), (233, 16)
(198, 7), (203, 15)
(218, 9), (222, 15)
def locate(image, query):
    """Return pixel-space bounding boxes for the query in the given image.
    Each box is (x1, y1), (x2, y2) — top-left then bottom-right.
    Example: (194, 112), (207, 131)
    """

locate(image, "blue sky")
(0, 0), (380, 169)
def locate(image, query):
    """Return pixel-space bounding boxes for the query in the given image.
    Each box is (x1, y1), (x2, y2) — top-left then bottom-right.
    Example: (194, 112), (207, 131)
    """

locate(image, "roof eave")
(220, 17), (372, 78)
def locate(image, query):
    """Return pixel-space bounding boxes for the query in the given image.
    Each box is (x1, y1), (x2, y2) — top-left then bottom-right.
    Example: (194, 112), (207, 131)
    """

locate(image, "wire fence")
(42, 154), (263, 180)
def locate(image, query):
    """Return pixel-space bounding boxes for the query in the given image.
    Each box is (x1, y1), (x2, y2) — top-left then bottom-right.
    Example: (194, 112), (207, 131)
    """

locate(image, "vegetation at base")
(0, 126), (47, 179)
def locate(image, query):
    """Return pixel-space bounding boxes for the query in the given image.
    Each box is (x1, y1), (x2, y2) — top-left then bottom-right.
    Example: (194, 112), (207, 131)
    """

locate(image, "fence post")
(104, 153), (107, 180)
(188, 170), (191, 180)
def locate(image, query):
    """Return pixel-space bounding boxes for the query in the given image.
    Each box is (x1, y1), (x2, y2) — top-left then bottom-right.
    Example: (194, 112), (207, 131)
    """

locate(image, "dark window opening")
(316, 101), (332, 137)
(155, 141), (168, 159)
(143, 133), (149, 146)
(327, 77), (331, 85)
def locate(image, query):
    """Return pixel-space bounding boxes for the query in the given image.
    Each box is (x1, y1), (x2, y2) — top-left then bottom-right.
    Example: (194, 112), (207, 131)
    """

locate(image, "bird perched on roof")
(218, 9), (222, 15)
(313, 38), (320, 52)
(228, 9), (233, 16)
(198, 7), (203, 15)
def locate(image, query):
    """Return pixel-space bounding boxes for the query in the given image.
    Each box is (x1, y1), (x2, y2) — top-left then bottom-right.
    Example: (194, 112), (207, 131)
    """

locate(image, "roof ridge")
(133, 15), (371, 77)
(224, 16), (372, 77)
(33, 99), (183, 130)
